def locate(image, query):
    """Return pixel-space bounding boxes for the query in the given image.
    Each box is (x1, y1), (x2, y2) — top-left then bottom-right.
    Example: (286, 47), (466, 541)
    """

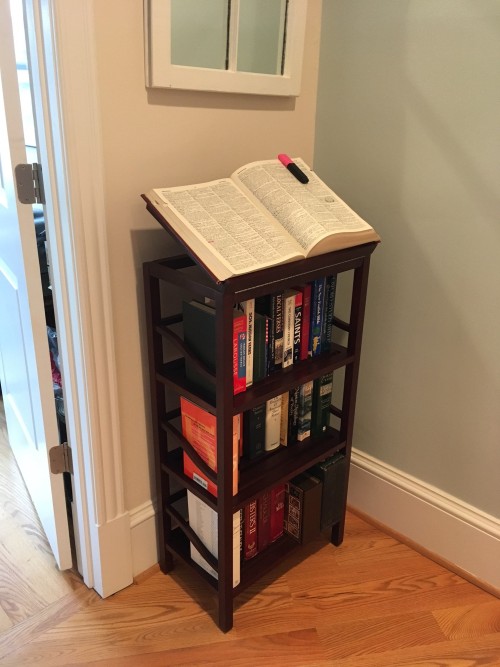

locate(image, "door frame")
(29, 0), (133, 597)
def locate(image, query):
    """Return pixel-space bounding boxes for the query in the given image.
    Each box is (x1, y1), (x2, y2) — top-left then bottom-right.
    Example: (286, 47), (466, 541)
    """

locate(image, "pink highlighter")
(277, 154), (309, 184)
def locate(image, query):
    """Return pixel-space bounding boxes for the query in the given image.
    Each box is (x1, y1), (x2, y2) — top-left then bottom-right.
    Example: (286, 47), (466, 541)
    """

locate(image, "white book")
(265, 395), (282, 451)
(242, 299), (254, 387)
(187, 491), (240, 587)
(282, 289), (297, 368)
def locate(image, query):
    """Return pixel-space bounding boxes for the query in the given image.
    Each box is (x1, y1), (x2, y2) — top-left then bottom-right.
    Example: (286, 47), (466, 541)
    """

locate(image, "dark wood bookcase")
(143, 241), (378, 632)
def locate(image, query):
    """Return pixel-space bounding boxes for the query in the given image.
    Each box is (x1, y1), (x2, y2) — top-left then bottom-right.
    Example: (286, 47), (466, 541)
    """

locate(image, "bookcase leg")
(331, 518), (345, 547)
(218, 603), (233, 633)
(159, 550), (174, 574)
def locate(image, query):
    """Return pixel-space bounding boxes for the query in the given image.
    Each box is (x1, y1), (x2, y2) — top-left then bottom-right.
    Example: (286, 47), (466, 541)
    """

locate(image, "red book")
(298, 283), (312, 361)
(257, 491), (271, 552)
(233, 313), (247, 395)
(244, 499), (258, 559)
(270, 484), (285, 542)
(181, 397), (239, 497)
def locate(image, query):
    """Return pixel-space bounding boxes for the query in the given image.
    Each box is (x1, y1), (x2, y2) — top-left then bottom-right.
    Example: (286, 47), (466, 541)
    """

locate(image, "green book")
(311, 372), (333, 437)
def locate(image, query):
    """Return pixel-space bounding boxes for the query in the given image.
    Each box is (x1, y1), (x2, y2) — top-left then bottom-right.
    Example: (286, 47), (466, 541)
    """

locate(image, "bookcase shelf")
(144, 241), (377, 632)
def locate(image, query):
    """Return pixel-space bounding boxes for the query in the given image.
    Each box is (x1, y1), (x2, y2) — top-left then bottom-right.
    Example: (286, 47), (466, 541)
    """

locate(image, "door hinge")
(14, 162), (46, 205)
(49, 443), (73, 475)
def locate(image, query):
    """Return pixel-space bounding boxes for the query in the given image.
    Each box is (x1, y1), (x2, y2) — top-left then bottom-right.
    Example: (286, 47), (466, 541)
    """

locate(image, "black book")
(243, 403), (266, 459)
(255, 292), (284, 373)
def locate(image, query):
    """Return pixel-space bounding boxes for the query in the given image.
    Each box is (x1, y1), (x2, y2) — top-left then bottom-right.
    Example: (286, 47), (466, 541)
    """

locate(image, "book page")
(150, 178), (303, 280)
(232, 159), (378, 256)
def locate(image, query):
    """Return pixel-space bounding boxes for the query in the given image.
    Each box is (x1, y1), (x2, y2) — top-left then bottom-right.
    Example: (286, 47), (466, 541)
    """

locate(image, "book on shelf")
(308, 452), (348, 530)
(143, 158), (380, 283)
(284, 473), (322, 544)
(240, 299), (254, 387)
(297, 283), (312, 361)
(297, 380), (313, 441)
(265, 395), (282, 451)
(287, 385), (300, 445)
(255, 292), (284, 373)
(187, 491), (240, 587)
(183, 300), (246, 397)
(270, 484), (285, 543)
(257, 491), (271, 553)
(292, 289), (303, 364)
(243, 499), (258, 560)
(242, 403), (266, 460)
(279, 391), (289, 447)
(252, 312), (270, 383)
(311, 372), (334, 437)
(180, 397), (239, 497)
(309, 277), (326, 357)
(282, 289), (298, 368)
(322, 275), (337, 352)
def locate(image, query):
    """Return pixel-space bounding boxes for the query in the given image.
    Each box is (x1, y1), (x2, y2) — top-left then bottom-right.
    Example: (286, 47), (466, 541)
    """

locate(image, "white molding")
(348, 449), (500, 591)
(129, 500), (158, 577)
(38, 0), (133, 596)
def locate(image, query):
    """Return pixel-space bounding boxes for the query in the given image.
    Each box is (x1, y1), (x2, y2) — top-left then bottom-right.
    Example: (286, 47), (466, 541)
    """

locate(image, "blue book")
(309, 278), (326, 357)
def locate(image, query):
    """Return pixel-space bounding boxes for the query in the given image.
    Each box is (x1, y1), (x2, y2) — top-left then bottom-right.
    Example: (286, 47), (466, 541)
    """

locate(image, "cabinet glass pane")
(171, 0), (229, 70)
(237, 0), (287, 75)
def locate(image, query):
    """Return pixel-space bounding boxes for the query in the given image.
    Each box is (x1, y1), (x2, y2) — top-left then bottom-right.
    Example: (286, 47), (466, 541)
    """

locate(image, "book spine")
(233, 313), (247, 395)
(282, 291), (296, 368)
(293, 290), (303, 364)
(244, 499), (258, 559)
(265, 395), (282, 451)
(299, 283), (312, 361)
(270, 484), (285, 542)
(297, 380), (313, 441)
(272, 292), (284, 371)
(252, 313), (267, 383)
(288, 385), (300, 445)
(279, 392), (289, 446)
(283, 481), (302, 542)
(309, 278), (326, 357)
(243, 403), (266, 459)
(321, 275), (337, 352)
(311, 372), (334, 437)
(257, 491), (271, 552)
(242, 299), (255, 386)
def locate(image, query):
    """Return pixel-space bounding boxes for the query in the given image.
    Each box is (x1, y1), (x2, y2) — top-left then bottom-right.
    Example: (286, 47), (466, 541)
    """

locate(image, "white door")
(0, 0), (72, 569)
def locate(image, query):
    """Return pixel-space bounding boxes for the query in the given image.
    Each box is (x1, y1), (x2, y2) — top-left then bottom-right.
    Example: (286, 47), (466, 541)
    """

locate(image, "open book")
(142, 158), (380, 282)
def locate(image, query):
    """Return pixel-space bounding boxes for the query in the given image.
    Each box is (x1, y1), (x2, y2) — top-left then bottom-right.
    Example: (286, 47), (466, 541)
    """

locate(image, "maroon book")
(270, 484), (285, 542)
(244, 499), (258, 559)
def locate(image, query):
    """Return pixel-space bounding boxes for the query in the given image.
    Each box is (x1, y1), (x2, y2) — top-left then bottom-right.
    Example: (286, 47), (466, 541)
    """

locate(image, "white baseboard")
(348, 449), (500, 592)
(129, 500), (158, 577)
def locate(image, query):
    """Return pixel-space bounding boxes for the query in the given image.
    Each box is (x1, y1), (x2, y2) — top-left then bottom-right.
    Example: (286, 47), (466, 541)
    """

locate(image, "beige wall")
(315, 0), (500, 517)
(91, 1), (323, 512)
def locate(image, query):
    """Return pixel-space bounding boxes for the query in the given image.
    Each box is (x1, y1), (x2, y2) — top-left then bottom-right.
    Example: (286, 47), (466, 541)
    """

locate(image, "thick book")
(187, 491), (240, 587)
(265, 395), (282, 451)
(308, 453), (348, 530)
(143, 158), (380, 282)
(183, 300), (246, 398)
(298, 283), (312, 361)
(242, 403), (266, 460)
(243, 499), (258, 560)
(284, 473), (322, 544)
(180, 397), (239, 497)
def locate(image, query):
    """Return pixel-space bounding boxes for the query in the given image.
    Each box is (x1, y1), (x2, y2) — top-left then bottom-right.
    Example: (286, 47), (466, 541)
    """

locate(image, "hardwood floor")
(1, 400), (500, 666)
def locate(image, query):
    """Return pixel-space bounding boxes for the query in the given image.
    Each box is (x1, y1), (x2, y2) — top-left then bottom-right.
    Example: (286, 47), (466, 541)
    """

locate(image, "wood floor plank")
(433, 600), (500, 639)
(316, 610), (446, 659)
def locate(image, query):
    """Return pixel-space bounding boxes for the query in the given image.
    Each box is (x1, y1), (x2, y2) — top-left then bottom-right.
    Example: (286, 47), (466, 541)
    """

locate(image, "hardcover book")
(243, 403), (266, 460)
(180, 397), (239, 497)
(265, 395), (282, 451)
(270, 484), (285, 543)
(311, 372), (334, 437)
(284, 473), (322, 544)
(244, 499), (258, 560)
(183, 300), (246, 398)
(257, 491), (271, 552)
(297, 380), (313, 442)
(143, 158), (380, 283)
(187, 491), (240, 587)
